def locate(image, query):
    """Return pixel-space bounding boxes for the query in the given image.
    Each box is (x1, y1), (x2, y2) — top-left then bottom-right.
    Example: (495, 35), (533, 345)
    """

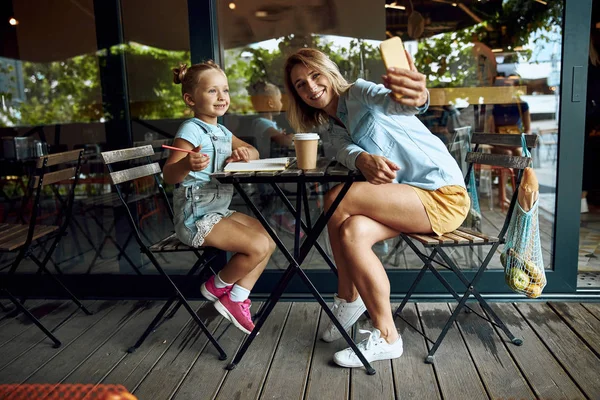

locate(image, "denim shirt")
(175, 118), (233, 187)
(329, 79), (465, 191)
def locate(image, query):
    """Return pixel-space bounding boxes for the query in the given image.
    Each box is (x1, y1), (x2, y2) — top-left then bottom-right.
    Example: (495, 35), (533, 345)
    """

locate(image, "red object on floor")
(0, 384), (137, 400)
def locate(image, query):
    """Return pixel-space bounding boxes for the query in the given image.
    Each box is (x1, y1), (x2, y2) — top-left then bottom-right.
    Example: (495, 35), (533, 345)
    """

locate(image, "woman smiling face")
(290, 64), (338, 115)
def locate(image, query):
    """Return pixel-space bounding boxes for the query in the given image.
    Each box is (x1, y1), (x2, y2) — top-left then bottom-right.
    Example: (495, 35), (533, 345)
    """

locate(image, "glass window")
(218, 0), (563, 275)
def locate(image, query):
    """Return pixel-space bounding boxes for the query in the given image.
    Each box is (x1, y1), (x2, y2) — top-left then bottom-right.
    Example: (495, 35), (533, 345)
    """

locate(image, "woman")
(283, 48), (469, 367)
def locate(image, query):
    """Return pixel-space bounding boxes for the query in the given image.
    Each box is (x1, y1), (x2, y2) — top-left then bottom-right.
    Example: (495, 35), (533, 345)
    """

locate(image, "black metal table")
(213, 158), (376, 374)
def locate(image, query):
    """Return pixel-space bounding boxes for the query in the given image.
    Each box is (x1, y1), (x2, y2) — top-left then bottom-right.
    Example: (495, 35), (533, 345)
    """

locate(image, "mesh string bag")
(501, 134), (546, 298)
(462, 164), (482, 231)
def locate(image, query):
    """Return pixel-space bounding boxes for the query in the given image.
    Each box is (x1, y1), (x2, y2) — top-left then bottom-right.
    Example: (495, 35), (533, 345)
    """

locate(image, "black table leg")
(227, 175), (375, 373)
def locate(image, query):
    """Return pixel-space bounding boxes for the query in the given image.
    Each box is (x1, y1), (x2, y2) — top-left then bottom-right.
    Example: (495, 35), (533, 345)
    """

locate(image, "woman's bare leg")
(338, 215), (402, 342)
(202, 212), (276, 290)
(325, 182), (432, 342)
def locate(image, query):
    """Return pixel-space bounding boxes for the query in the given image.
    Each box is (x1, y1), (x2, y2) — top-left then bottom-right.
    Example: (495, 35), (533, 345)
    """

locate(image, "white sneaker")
(333, 329), (403, 368)
(321, 294), (367, 343)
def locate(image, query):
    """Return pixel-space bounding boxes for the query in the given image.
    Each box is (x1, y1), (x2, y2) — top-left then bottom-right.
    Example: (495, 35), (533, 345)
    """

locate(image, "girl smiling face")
(184, 69), (230, 124)
(290, 64), (338, 115)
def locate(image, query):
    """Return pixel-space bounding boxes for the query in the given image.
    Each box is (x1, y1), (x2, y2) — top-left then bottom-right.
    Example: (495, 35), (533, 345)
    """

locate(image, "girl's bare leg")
(203, 212), (276, 290)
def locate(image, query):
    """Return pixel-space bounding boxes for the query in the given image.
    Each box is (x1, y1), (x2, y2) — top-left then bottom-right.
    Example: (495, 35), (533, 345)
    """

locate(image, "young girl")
(164, 61), (276, 334)
(283, 48), (469, 367)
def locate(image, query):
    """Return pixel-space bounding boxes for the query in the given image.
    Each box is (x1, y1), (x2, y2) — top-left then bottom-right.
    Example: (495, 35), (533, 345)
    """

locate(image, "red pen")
(162, 144), (208, 157)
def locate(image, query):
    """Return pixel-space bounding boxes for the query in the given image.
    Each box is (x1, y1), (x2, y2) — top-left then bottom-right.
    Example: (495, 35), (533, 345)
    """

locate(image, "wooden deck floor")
(1, 300), (599, 400)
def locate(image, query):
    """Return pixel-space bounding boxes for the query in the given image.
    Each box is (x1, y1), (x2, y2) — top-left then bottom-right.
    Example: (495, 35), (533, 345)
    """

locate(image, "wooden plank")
(442, 232), (470, 244)
(171, 303), (257, 400)
(451, 229), (484, 243)
(489, 303), (585, 399)
(303, 158), (332, 177)
(304, 308), (349, 400)
(36, 149), (83, 168)
(61, 301), (161, 385)
(435, 235), (457, 245)
(133, 303), (223, 400)
(0, 301), (68, 350)
(393, 303), (440, 400)
(280, 168), (303, 177)
(471, 133), (538, 148)
(417, 302), (488, 400)
(457, 227), (499, 243)
(582, 303), (600, 322)
(231, 171), (255, 178)
(101, 145), (154, 164)
(211, 172), (231, 180)
(101, 301), (203, 391)
(351, 318), (394, 400)
(549, 302), (600, 357)
(23, 301), (144, 385)
(0, 301), (114, 384)
(326, 162), (352, 176)
(0, 225), (58, 251)
(466, 152), (530, 169)
(149, 233), (192, 252)
(215, 303), (291, 400)
(451, 304), (533, 399)
(0, 224), (30, 250)
(515, 302), (600, 399)
(260, 302), (320, 400)
(405, 233), (439, 246)
(110, 163), (161, 185)
(256, 170), (282, 177)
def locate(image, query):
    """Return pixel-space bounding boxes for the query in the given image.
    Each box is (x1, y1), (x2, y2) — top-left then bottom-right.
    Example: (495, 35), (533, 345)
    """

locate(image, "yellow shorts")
(410, 185), (470, 236)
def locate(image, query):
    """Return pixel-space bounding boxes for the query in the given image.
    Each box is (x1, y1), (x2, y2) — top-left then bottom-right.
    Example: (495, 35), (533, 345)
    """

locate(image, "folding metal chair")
(100, 145), (226, 359)
(0, 149), (93, 347)
(395, 133), (539, 363)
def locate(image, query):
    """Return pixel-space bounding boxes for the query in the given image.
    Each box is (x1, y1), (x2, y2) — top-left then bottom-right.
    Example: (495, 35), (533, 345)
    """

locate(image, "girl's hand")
(382, 50), (428, 108)
(186, 146), (211, 171)
(226, 146), (251, 163)
(355, 153), (400, 185)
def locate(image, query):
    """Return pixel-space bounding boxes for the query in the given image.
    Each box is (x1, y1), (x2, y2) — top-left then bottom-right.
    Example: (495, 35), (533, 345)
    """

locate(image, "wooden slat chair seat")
(0, 223), (59, 251)
(1, 149), (92, 349)
(405, 227), (498, 247)
(396, 133), (539, 364)
(148, 232), (212, 252)
(100, 145), (227, 359)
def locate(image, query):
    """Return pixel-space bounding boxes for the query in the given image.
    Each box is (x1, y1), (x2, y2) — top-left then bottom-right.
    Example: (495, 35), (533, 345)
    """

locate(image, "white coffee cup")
(293, 133), (320, 169)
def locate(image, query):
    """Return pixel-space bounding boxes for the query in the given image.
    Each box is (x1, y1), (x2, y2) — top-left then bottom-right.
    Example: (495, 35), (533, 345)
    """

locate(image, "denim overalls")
(173, 122), (235, 247)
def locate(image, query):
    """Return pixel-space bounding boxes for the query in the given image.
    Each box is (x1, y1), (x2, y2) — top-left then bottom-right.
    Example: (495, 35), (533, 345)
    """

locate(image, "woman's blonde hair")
(283, 48), (351, 132)
(172, 60), (224, 98)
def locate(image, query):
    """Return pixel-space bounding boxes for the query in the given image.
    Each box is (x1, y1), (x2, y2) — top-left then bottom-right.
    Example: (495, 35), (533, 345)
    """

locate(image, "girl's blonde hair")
(283, 48), (351, 132)
(172, 60), (224, 98)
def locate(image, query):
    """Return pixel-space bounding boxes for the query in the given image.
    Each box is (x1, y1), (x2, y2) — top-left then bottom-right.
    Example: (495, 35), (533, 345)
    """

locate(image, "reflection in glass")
(218, 0), (563, 273)
(579, 2), (600, 288)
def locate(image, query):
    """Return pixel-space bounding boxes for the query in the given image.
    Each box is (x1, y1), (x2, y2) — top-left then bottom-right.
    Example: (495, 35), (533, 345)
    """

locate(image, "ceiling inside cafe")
(8, 0), (501, 63)
(385, 0), (500, 41)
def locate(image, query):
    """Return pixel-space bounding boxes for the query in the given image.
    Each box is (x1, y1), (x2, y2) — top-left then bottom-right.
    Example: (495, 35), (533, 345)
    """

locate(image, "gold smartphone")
(379, 37), (410, 99)
(379, 37), (410, 71)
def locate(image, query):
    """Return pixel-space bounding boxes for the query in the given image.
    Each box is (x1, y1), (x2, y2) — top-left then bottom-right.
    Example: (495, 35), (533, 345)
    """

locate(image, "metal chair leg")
(2, 289), (61, 348)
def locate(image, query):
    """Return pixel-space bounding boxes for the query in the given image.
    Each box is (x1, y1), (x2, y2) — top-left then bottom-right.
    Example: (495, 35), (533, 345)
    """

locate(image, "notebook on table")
(223, 157), (295, 172)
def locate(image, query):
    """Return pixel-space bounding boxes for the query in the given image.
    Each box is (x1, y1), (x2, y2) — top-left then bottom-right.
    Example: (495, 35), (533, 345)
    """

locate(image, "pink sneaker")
(214, 295), (255, 334)
(200, 275), (232, 302)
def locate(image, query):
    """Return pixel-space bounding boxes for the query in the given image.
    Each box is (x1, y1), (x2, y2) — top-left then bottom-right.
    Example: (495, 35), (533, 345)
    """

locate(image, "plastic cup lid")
(293, 133), (320, 140)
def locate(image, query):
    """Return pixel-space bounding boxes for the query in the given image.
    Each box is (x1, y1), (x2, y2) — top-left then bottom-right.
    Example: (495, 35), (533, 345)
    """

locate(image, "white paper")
(223, 157), (293, 172)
